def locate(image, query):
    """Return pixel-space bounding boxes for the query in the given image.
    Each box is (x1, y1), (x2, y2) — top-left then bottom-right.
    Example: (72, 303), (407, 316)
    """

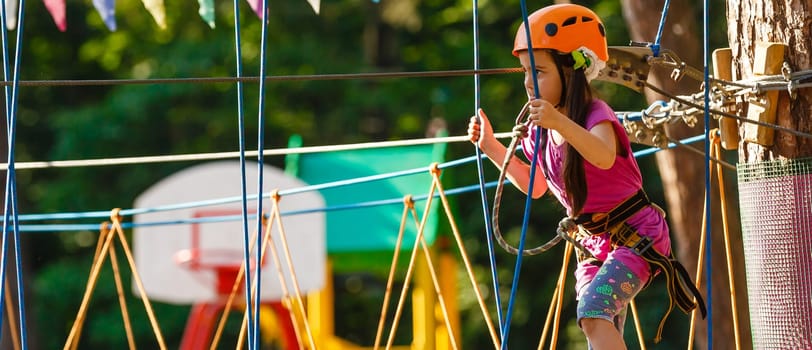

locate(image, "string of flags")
(4, 0), (320, 32)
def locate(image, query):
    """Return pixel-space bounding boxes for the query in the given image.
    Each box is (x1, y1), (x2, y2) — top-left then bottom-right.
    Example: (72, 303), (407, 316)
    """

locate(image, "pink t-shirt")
(520, 99), (670, 283)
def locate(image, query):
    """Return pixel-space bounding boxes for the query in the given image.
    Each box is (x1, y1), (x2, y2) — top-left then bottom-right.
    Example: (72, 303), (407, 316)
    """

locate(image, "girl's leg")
(581, 318), (626, 350)
(577, 255), (644, 350)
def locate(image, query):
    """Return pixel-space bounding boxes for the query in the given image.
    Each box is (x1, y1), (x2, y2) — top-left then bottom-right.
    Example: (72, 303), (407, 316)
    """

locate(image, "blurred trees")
(0, 0), (733, 348)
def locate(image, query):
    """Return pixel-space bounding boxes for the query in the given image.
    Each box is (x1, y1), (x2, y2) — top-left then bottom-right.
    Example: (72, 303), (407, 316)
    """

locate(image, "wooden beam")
(743, 42), (786, 146)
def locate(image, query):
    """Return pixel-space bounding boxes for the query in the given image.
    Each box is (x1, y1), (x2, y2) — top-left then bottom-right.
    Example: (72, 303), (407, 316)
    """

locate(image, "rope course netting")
(0, 0), (810, 348)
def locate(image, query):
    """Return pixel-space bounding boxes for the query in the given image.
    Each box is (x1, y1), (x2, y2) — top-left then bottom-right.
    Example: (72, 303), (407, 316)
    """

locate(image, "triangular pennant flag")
(141, 0), (167, 29)
(306, 0), (319, 14)
(5, 0), (17, 31)
(92, 0), (117, 31)
(197, 0), (215, 28)
(43, 0), (67, 31)
(246, 0), (262, 19)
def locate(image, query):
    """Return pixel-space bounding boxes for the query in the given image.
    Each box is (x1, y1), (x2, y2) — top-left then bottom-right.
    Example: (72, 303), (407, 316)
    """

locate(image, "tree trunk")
(724, 0), (812, 348)
(727, 0), (812, 160)
(621, 0), (750, 348)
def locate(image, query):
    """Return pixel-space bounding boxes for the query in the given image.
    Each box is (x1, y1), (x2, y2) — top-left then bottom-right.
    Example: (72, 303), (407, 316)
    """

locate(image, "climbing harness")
(572, 190), (707, 343)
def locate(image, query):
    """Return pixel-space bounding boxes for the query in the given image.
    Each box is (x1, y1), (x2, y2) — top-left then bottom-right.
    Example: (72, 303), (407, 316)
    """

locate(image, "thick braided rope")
(489, 102), (588, 256)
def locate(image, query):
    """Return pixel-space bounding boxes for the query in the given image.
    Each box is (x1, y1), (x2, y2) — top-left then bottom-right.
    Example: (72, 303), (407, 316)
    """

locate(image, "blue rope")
(0, 0), (13, 344)
(0, 133), (706, 238)
(651, 0), (671, 57)
(702, 0), (713, 348)
(231, 0), (257, 346)
(471, 0), (504, 335)
(1, 134), (704, 228)
(501, 0), (543, 347)
(251, 1), (270, 347)
(0, 0), (29, 347)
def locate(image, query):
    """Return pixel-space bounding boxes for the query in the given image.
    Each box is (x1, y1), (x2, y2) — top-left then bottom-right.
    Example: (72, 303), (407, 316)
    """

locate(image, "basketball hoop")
(174, 248), (264, 296)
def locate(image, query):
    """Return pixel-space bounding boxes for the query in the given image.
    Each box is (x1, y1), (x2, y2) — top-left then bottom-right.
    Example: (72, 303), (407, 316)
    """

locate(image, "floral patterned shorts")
(576, 255), (644, 332)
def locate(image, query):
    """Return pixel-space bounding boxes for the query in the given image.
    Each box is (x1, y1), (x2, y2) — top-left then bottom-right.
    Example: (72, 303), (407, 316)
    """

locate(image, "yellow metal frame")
(306, 248), (458, 350)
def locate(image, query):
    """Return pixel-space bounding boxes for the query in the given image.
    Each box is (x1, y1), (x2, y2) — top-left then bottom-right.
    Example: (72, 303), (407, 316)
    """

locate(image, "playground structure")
(116, 138), (458, 349)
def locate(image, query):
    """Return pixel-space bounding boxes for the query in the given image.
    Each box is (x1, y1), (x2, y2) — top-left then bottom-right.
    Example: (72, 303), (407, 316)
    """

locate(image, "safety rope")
(266, 191), (316, 349)
(249, 0), (272, 343)
(382, 185), (438, 349)
(650, 0), (671, 57)
(0, 0), (29, 345)
(3, 283), (21, 350)
(382, 165), (491, 350)
(701, 2), (714, 346)
(63, 210), (167, 350)
(2, 135), (705, 235)
(373, 196), (413, 350)
(488, 102), (586, 256)
(227, 0), (259, 345)
(209, 224), (262, 350)
(499, 1), (547, 347)
(401, 197), (460, 350)
(687, 131), (742, 350)
(107, 226), (137, 350)
(471, 0), (505, 335)
(534, 243), (573, 350)
(711, 133), (742, 350)
(642, 81), (812, 141)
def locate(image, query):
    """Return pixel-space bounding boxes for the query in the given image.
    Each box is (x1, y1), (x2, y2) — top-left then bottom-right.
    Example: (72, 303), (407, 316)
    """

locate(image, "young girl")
(468, 4), (701, 349)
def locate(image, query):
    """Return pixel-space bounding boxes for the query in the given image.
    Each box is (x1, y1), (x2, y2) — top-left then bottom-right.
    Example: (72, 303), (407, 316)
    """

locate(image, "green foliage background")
(0, 0), (723, 348)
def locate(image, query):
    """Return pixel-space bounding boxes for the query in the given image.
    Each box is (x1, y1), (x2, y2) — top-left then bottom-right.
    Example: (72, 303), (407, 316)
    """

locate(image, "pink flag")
(246, 0), (263, 19)
(42, 0), (66, 31)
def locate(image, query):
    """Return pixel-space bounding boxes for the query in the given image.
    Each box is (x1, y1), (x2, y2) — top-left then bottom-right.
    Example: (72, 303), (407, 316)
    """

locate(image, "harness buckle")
(630, 236), (654, 255)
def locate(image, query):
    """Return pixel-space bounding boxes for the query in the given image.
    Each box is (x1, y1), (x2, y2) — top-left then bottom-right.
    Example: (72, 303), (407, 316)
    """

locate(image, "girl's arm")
(553, 118), (617, 169)
(468, 110), (549, 198)
(528, 99), (617, 169)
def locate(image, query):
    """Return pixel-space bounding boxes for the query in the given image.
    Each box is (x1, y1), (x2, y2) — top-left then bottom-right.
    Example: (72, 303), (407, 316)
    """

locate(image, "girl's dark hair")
(550, 50), (593, 215)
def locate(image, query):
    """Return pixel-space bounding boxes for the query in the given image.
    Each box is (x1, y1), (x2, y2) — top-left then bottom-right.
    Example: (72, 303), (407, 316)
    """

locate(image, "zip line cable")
(0, 68), (523, 86)
(642, 81), (812, 140)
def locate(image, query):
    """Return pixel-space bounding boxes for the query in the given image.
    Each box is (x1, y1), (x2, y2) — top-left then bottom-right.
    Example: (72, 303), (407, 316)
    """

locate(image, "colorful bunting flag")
(43, 0), (67, 31)
(141, 0), (167, 29)
(5, 0), (17, 31)
(246, 0), (262, 19)
(93, 0), (117, 31)
(198, 0), (215, 28)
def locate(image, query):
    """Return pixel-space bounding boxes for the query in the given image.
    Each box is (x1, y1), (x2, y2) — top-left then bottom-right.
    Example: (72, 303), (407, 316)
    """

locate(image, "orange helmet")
(512, 4), (608, 61)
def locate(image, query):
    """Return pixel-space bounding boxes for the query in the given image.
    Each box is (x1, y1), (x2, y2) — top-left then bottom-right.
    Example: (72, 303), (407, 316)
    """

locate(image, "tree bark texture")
(726, 0), (812, 161)
(621, 0), (750, 349)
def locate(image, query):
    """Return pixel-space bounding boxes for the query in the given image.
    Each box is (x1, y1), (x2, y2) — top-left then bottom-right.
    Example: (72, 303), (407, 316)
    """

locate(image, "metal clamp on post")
(594, 46), (654, 94)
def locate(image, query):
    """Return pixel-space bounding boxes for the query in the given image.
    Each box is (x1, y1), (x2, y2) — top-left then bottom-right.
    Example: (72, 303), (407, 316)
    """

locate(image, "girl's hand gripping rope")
(468, 109), (495, 150)
(527, 98), (566, 131)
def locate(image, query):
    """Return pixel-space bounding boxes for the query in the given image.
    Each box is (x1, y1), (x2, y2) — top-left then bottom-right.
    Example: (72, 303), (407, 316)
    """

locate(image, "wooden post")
(712, 48), (739, 150)
(743, 42), (786, 146)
